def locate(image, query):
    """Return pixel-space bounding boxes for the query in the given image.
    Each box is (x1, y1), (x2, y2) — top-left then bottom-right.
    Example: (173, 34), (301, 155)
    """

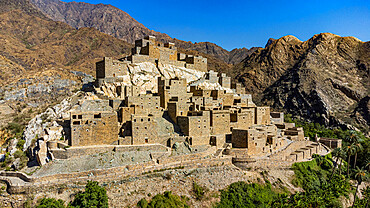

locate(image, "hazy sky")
(63, 0), (369, 51)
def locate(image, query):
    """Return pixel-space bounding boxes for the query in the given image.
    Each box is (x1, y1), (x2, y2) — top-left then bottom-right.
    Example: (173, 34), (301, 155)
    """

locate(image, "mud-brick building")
(177, 111), (211, 146)
(131, 114), (159, 145)
(157, 77), (190, 109)
(95, 57), (130, 87)
(231, 125), (286, 155)
(69, 100), (119, 146)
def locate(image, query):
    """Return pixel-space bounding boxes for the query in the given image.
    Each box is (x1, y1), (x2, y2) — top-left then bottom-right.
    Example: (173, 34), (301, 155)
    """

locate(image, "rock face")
(234, 33), (369, 133)
(23, 92), (80, 150)
(29, 0), (256, 65)
(97, 62), (206, 97)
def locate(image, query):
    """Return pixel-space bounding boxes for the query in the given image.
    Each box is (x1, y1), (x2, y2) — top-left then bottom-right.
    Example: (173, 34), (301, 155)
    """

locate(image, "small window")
(148, 118), (150, 121)
(73, 121), (80, 125)
(78, 115), (82, 119)
(72, 115), (77, 119)
(145, 138), (149, 143)
(94, 114), (101, 118)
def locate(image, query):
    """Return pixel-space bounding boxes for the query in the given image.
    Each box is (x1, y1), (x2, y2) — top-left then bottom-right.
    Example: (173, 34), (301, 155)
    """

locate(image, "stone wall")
(1, 153), (232, 194)
(131, 115), (159, 145)
(51, 144), (169, 160)
(211, 110), (231, 135)
(318, 138), (342, 149)
(70, 111), (118, 146)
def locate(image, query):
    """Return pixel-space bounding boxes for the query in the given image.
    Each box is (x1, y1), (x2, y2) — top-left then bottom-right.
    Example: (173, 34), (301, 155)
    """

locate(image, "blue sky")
(63, 0), (369, 51)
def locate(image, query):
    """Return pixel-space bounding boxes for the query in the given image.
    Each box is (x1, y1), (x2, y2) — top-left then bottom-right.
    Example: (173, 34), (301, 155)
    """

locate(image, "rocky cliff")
(29, 0), (257, 65)
(234, 33), (369, 133)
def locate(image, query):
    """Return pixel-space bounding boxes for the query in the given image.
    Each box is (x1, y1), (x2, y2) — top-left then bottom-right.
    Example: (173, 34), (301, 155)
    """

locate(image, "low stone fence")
(51, 144), (170, 159)
(157, 146), (216, 165)
(0, 171), (33, 182)
(232, 157), (257, 169)
(2, 147), (231, 194)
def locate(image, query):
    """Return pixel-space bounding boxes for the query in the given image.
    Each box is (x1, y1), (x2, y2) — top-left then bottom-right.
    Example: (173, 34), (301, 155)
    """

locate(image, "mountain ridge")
(234, 32), (369, 134)
(29, 0), (258, 65)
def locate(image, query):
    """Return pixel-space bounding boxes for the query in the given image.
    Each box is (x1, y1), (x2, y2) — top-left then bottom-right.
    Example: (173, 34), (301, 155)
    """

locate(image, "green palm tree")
(345, 130), (359, 144)
(353, 143), (363, 169)
(346, 145), (356, 177)
(338, 148), (346, 175)
(313, 154), (324, 167)
(352, 168), (368, 207)
(329, 148), (341, 182)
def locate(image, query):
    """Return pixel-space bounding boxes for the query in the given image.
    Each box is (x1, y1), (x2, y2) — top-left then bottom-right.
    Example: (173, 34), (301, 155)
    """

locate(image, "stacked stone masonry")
(34, 36), (325, 169)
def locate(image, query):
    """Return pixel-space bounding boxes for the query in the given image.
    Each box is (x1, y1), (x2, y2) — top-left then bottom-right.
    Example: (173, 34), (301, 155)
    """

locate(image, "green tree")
(345, 130), (359, 144)
(338, 148), (347, 175)
(36, 198), (66, 208)
(329, 148), (341, 182)
(353, 142), (363, 169)
(216, 181), (278, 208)
(345, 145), (356, 177)
(69, 181), (108, 208)
(137, 191), (189, 208)
(352, 168), (368, 207)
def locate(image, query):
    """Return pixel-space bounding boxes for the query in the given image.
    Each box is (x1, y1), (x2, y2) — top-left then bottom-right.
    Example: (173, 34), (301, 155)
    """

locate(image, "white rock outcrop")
(97, 62), (206, 98)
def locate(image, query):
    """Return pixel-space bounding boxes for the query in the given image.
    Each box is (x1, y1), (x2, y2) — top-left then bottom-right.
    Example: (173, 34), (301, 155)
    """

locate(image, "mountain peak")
(278, 35), (302, 44)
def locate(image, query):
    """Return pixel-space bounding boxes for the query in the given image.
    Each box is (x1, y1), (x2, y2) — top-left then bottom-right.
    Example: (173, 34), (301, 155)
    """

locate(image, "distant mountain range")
(29, 0), (258, 65)
(234, 34), (369, 133)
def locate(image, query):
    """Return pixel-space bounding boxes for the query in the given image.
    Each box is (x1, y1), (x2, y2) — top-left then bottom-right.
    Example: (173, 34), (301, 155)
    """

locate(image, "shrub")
(192, 182), (207, 200)
(137, 191), (189, 208)
(36, 198), (65, 208)
(69, 181), (108, 208)
(216, 181), (278, 208)
(13, 150), (28, 170)
(1, 152), (13, 168)
(16, 139), (25, 150)
(5, 122), (24, 138)
(137, 198), (149, 208)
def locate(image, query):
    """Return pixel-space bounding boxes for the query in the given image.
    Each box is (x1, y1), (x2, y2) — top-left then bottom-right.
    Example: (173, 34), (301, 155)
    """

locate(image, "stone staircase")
(268, 141), (323, 162)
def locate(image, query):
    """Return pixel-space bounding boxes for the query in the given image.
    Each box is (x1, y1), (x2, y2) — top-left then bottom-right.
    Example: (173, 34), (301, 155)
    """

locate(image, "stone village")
(38, 36), (339, 165)
(0, 36), (341, 195)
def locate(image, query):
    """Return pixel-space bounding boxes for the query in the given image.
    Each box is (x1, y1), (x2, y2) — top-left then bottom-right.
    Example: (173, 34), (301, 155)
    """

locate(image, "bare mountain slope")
(30, 0), (257, 65)
(234, 33), (369, 133)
